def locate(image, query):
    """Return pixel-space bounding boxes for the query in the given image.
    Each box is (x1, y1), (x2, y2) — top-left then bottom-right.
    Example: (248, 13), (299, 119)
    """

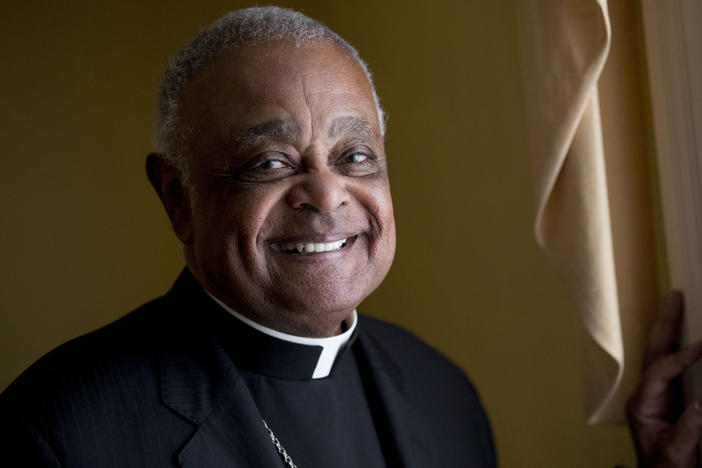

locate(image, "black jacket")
(0, 270), (496, 467)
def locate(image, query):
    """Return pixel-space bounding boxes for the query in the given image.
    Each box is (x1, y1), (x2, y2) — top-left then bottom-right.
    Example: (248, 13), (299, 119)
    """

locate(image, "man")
(0, 7), (494, 467)
(0, 6), (698, 468)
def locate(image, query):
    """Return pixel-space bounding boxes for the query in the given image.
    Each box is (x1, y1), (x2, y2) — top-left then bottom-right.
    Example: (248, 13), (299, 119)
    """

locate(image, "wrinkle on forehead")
(183, 41), (381, 155)
(293, 68), (379, 143)
(297, 69), (315, 140)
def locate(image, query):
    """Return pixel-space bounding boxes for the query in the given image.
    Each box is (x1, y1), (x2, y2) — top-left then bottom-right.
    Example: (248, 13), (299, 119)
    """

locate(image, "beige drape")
(515, 0), (658, 423)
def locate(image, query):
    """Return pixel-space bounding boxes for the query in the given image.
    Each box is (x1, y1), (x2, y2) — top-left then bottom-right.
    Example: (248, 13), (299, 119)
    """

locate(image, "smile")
(272, 236), (357, 255)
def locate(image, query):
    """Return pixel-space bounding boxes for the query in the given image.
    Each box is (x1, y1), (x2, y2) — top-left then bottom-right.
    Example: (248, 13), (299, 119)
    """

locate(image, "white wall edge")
(640, 0), (702, 398)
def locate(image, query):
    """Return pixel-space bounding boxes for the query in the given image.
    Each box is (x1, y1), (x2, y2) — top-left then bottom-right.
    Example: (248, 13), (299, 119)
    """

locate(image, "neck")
(185, 259), (355, 338)
(204, 289), (354, 338)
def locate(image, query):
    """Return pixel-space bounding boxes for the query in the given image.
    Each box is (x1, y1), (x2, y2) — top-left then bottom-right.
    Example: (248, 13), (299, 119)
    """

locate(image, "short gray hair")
(154, 6), (386, 183)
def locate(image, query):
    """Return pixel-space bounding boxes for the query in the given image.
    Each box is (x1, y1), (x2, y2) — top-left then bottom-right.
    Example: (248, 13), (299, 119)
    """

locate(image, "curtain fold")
(515, 0), (626, 423)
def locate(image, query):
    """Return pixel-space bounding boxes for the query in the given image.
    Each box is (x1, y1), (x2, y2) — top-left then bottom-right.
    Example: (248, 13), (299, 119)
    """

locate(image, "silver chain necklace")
(262, 419), (299, 468)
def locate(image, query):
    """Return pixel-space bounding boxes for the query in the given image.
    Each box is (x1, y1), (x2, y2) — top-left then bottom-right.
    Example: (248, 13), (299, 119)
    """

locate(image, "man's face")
(178, 41), (395, 336)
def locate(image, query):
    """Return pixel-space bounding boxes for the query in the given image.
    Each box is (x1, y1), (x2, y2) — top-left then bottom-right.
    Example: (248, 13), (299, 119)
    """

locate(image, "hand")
(627, 291), (702, 467)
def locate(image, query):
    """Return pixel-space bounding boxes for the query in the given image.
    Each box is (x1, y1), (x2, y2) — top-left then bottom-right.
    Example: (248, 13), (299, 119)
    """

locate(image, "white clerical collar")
(205, 291), (357, 379)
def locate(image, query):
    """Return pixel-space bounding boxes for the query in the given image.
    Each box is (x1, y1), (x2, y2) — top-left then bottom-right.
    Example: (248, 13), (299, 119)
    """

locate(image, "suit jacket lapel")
(158, 271), (283, 468)
(176, 380), (283, 468)
(158, 270), (435, 468)
(355, 330), (436, 468)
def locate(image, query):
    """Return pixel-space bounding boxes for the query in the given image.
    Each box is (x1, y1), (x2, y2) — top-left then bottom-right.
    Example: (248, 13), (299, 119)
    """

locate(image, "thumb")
(662, 399), (702, 467)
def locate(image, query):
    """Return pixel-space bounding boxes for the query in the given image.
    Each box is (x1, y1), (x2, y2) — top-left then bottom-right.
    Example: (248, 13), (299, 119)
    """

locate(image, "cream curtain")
(515, 0), (646, 424)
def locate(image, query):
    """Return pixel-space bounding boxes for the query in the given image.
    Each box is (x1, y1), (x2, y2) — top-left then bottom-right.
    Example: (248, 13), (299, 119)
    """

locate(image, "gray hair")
(154, 6), (386, 185)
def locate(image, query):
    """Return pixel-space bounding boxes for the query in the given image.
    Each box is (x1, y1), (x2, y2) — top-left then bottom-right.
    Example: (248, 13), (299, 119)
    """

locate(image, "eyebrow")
(328, 116), (379, 141)
(234, 118), (302, 150)
(231, 115), (378, 153)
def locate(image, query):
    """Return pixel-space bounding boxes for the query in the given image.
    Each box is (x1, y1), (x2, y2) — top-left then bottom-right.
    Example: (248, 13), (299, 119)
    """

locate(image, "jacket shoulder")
(358, 315), (497, 467)
(359, 315), (470, 382)
(0, 295), (169, 417)
(0, 293), (197, 466)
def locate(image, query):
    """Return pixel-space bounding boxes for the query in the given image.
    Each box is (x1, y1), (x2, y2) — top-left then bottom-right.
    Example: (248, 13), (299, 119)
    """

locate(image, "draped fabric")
(515, 0), (626, 423)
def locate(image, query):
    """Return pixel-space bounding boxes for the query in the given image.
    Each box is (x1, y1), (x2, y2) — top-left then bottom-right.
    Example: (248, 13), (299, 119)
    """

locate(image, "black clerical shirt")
(214, 305), (388, 468)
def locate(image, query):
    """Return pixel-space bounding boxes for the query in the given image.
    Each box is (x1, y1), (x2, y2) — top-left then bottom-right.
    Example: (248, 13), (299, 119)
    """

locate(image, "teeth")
(279, 238), (348, 254)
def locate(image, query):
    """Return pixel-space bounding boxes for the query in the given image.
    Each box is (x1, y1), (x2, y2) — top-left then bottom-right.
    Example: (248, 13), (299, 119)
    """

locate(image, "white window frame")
(641, 0), (702, 397)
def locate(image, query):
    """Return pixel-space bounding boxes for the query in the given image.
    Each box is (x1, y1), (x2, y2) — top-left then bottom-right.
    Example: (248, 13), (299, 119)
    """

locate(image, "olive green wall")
(0, 1), (637, 466)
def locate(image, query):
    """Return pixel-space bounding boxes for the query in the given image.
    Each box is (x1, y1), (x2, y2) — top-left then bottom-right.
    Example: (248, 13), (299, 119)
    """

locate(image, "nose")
(286, 167), (349, 214)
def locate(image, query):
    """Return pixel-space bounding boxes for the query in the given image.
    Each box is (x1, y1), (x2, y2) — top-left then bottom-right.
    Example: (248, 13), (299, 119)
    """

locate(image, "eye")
(345, 152), (369, 164)
(254, 159), (288, 170)
(223, 153), (296, 183)
(337, 148), (379, 177)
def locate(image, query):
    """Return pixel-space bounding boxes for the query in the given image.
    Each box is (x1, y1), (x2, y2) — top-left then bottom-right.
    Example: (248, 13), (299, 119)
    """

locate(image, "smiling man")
(0, 7), (495, 468)
(154, 37), (396, 338)
(1, 6), (697, 468)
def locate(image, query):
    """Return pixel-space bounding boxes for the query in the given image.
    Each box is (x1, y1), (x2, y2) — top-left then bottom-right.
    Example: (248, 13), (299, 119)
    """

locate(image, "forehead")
(180, 40), (380, 144)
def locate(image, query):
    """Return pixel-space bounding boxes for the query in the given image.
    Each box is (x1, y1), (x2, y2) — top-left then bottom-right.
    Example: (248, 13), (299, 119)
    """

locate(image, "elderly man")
(1, 6), (699, 468)
(0, 7), (494, 467)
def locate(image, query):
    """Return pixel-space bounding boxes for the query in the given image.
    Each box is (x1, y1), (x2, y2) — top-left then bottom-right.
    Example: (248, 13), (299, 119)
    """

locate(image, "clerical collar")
(206, 291), (357, 380)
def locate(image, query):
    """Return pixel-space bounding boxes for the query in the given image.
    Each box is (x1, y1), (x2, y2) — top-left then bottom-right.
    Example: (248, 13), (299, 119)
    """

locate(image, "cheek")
(195, 184), (290, 255)
(238, 185), (294, 244)
(356, 180), (395, 257)
(377, 185), (395, 229)
(367, 180), (394, 229)
(377, 206), (396, 271)
(376, 185), (396, 262)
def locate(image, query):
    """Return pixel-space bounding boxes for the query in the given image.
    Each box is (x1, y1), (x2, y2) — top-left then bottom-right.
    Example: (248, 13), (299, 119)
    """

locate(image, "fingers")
(630, 341), (702, 421)
(658, 400), (702, 467)
(628, 291), (702, 467)
(644, 291), (684, 370)
(647, 342), (702, 385)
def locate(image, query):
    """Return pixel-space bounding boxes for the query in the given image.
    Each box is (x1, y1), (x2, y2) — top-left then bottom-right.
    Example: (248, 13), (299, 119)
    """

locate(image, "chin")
(281, 305), (358, 337)
(278, 289), (363, 317)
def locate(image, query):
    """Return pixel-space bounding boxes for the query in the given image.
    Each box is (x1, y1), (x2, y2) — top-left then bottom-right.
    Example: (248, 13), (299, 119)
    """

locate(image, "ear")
(146, 153), (194, 245)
